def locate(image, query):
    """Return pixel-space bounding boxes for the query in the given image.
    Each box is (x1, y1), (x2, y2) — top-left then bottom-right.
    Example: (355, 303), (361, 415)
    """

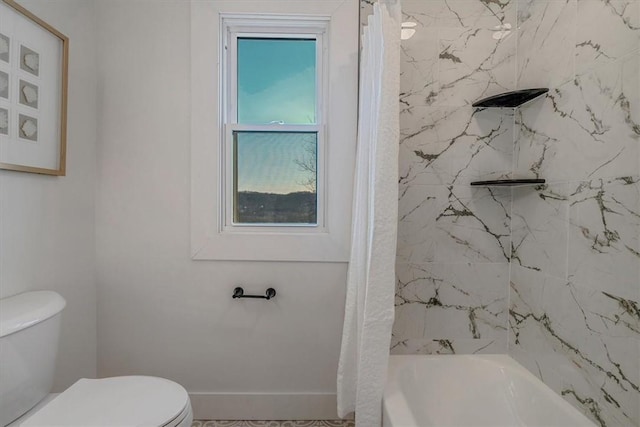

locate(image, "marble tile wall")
(363, 0), (517, 356)
(509, 1), (639, 426)
(362, 0), (639, 425)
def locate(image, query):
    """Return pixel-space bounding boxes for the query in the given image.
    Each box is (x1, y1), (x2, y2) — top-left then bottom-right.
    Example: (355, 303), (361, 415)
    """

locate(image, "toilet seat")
(19, 376), (191, 427)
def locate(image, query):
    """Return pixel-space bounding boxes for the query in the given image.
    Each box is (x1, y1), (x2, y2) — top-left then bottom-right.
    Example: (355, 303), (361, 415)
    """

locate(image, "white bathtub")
(383, 355), (596, 427)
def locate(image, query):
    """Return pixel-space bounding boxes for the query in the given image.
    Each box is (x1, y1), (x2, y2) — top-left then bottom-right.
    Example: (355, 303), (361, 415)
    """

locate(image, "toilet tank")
(0, 291), (66, 427)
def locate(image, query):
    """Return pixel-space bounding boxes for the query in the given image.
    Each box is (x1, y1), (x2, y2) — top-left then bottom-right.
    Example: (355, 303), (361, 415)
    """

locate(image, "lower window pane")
(234, 131), (317, 224)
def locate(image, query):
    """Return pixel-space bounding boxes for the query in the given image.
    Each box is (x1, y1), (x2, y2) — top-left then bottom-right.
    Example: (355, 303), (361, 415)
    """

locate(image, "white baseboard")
(190, 392), (345, 420)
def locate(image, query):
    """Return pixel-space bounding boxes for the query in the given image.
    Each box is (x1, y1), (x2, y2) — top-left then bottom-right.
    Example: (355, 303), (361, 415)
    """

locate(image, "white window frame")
(222, 17), (328, 232)
(190, 1), (358, 262)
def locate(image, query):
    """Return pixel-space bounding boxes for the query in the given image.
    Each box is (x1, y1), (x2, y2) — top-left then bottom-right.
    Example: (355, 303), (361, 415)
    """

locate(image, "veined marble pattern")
(399, 0), (515, 109)
(515, 53), (639, 182)
(390, 336), (506, 355)
(568, 176), (640, 298)
(509, 177), (639, 335)
(511, 12), (639, 419)
(576, 1), (640, 75)
(517, 0), (640, 86)
(397, 185), (511, 264)
(400, 106), (514, 186)
(510, 0), (639, 423)
(436, 25), (514, 108)
(517, 0), (577, 88)
(391, 335), (507, 355)
(392, 262), (508, 354)
(390, 0), (515, 357)
(401, 0), (511, 29)
(511, 183), (570, 278)
(192, 422), (354, 427)
(510, 264), (639, 427)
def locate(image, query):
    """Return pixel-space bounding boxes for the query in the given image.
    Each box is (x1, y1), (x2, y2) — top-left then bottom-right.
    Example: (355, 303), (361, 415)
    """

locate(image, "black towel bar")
(232, 287), (276, 300)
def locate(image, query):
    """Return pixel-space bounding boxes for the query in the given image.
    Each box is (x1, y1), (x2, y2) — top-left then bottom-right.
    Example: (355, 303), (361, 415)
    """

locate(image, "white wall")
(0, 0), (98, 391)
(95, 1), (356, 419)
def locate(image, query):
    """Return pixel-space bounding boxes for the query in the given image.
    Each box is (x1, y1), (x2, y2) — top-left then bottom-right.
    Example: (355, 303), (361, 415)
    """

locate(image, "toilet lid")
(20, 376), (189, 427)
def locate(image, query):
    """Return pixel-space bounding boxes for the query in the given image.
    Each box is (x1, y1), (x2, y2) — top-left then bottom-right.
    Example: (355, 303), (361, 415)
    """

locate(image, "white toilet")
(0, 291), (193, 427)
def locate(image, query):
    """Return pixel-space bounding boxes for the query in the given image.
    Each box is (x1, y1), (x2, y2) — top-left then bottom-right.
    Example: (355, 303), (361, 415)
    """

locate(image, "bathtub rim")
(383, 354), (597, 427)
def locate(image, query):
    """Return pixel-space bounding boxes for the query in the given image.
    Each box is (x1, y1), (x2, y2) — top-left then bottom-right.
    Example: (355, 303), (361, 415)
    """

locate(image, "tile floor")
(192, 421), (354, 427)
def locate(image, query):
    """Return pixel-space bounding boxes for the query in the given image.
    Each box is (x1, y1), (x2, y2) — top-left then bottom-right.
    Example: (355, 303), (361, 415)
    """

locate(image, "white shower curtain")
(337, 1), (401, 426)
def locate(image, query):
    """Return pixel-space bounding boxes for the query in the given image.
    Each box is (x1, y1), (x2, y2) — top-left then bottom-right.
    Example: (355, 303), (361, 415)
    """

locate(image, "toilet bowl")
(0, 291), (193, 427)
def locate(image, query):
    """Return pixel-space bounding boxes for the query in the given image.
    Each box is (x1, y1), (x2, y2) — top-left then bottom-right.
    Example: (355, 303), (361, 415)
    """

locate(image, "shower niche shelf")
(472, 88), (549, 108)
(471, 178), (546, 187)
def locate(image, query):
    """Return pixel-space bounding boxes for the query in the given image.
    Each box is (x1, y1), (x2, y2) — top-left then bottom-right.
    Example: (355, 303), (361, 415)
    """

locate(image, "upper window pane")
(237, 38), (316, 125)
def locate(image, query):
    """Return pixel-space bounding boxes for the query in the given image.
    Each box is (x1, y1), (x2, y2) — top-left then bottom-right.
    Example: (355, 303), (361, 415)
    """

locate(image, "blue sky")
(236, 38), (317, 194)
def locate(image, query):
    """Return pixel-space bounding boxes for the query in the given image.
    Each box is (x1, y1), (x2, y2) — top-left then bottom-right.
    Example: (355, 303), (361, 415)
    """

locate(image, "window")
(223, 18), (327, 229)
(190, 2), (358, 261)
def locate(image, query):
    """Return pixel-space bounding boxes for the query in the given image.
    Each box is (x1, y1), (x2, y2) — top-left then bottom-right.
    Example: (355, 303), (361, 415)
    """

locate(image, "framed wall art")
(0, 0), (68, 175)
